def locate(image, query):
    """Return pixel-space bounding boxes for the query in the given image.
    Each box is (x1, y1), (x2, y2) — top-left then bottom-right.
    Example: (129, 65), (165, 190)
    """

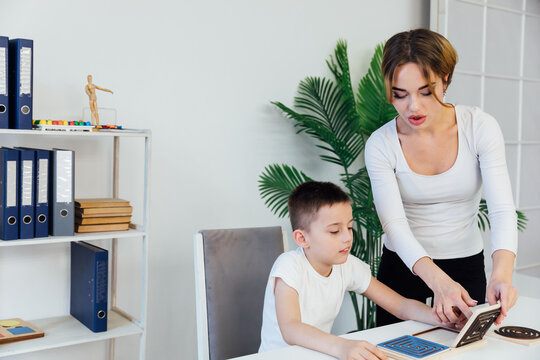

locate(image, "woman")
(365, 29), (518, 327)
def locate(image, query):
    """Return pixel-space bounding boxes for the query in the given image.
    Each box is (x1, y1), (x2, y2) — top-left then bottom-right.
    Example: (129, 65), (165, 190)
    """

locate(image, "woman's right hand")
(413, 257), (477, 324)
(431, 275), (477, 323)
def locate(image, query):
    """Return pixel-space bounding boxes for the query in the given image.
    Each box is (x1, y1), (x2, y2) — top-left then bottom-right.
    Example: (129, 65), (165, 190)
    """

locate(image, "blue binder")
(8, 38), (33, 130)
(0, 36), (8, 128)
(70, 241), (108, 332)
(0, 148), (19, 240)
(50, 149), (74, 236)
(16, 148), (35, 239)
(33, 149), (50, 237)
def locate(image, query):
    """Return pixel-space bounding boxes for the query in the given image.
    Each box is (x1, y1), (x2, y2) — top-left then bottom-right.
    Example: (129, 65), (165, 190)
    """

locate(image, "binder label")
(96, 260), (107, 303)
(56, 151), (72, 203)
(38, 158), (48, 203)
(21, 160), (33, 206)
(19, 47), (32, 95)
(6, 161), (16, 207)
(0, 48), (5, 95)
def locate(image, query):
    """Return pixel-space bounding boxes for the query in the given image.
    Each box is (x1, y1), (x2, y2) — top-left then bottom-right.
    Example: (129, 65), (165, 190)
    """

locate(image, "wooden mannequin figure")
(85, 75), (113, 126)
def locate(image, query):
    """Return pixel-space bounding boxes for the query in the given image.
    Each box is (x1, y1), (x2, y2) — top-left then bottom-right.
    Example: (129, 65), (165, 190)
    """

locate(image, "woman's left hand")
(486, 278), (517, 325)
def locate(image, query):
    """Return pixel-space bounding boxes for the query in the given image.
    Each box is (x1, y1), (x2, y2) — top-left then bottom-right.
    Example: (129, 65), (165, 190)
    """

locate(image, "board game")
(378, 303), (501, 359)
(488, 325), (540, 347)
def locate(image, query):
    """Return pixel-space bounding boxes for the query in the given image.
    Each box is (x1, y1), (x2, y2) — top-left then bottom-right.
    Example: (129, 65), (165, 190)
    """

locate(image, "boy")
(259, 181), (453, 359)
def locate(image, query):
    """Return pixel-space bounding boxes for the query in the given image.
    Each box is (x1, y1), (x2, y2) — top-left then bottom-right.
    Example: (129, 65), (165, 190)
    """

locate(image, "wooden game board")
(378, 303), (501, 359)
(0, 318), (44, 344)
(378, 335), (451, 359)
(488, 325), (540, 347)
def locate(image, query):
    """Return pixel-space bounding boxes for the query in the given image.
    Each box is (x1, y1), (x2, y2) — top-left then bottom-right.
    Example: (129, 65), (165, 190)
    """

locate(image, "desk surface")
(236, 296), (540, 360)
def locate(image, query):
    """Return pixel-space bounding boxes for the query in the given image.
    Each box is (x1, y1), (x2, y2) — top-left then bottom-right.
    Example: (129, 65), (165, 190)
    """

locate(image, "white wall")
(0, 1), (429, 358)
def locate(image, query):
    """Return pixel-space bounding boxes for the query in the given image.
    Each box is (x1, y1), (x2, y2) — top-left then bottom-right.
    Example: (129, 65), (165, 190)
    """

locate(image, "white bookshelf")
(0, 229), (146, 247)
(0, 128), (149, 137)
(0, 128), (151, 359)
(0, 310), (142, 357)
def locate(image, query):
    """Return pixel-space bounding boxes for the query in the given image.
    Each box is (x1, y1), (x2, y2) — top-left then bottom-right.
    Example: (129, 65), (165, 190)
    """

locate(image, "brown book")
(75, 223), (130, 233)
(75, 206), (133, 216)
(76, 212), (133, 218)
(75, 216), (132, 225)
(75, 198), (130, 208)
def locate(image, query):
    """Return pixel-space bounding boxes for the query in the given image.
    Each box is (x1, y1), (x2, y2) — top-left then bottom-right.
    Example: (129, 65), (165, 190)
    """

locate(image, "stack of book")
(75, 198), (132, 233)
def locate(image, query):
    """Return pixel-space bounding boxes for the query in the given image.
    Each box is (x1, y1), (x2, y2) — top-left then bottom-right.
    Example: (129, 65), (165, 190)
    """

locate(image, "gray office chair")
(194, 226), (285, 360)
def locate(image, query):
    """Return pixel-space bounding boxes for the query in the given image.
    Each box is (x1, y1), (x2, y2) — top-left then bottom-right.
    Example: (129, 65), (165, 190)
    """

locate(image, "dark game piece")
(495, 326), (540, 340)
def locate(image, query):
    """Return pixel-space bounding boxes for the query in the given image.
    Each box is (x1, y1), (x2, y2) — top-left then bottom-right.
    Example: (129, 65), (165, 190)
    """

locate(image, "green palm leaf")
(272, 75), (363, 169)
(477, 198), (528, 232)
(477, 199), (489, 232)
(327, 40), (363, 137)
(258, 164), (313, 218)
(343, 167), (371, 205)
(345, 169), (380, 231)
(517, 210), (528, 232)
(356, 43), (397, 136)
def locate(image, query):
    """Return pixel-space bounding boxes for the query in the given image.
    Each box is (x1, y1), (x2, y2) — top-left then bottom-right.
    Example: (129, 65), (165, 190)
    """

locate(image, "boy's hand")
(440, 306), (467, 330)
(338, 339), (388, 360)
(443, 320), (467, 330)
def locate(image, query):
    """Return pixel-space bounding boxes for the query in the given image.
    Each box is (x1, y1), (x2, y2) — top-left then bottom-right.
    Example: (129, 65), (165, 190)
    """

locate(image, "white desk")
(236, 296), (540, 360)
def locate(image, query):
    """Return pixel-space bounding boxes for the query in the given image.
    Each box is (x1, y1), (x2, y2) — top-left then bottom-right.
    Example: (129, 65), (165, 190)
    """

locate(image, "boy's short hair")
(288, 181), (351, 231)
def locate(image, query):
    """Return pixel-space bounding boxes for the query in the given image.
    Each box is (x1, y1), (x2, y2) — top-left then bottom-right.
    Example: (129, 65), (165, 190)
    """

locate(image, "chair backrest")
(194, 226), (285, 360)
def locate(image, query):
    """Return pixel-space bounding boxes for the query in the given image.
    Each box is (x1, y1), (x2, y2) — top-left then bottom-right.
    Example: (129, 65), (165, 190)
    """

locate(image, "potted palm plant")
(259, 40), (527, 331)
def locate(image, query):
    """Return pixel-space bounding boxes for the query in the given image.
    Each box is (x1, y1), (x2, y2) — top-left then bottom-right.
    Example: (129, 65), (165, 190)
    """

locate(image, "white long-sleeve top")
(365, 105), (517, 271)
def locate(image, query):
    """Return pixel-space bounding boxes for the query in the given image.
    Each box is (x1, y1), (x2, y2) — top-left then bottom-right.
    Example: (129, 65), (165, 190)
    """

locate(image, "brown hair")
(381, 29), (457, 107)
(288, 181), (351, 231)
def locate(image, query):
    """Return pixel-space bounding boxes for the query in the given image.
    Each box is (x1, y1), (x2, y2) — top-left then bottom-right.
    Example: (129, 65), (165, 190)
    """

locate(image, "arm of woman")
(412, 257), (476, 323)
(475, 111), (518, 324)
(488, 250), (517, 325)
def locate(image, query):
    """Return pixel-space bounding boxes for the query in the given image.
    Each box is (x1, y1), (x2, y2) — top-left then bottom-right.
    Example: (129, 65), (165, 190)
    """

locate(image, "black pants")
(376, 246), (487, 327)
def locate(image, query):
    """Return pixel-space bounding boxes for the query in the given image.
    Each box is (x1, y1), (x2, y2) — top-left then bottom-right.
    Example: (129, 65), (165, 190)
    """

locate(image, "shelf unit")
(0, 128), (151, 359)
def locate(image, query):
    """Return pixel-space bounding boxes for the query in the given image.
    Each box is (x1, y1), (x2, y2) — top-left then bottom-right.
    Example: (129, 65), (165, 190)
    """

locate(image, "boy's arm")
(363, 276), (450, 327)
(274, 277), (387, 360)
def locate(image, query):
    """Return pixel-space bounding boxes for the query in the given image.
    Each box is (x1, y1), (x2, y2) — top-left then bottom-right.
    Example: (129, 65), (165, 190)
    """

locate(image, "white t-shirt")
(364, 105), (517, 271)
(258, 247), (372, 352)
